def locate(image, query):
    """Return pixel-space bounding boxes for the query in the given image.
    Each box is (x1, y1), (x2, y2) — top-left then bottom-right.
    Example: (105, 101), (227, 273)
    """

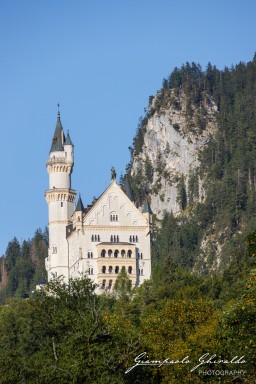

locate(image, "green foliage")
(176, 176), (187, 211)
(0, 229), (256, 383)
(0, 228), (48, 302)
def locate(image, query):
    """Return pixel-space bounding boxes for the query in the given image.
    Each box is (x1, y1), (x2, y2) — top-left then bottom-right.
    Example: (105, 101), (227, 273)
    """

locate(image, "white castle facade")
(45, 112), (151, 291)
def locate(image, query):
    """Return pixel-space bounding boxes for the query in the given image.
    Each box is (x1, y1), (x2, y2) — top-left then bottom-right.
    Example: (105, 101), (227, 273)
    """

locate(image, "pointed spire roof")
(123, 175), (135, 202)
(64, 130), (73, 146)
(50, 111), (64, 153)
(75, 194), (84, 212)
(142, 197), (153, 214)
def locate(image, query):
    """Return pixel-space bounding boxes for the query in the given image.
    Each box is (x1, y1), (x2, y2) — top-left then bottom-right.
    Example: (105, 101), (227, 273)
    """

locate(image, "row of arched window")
(110, 214), (119, 221)
(101, 266), (133, 274)
(101, 279), (112, 289)
(110, 235), (119, 242)
(90, 235), (139, 243)
(101, 249), (132, 258)
(129, 235), (138, 243)
(91, 235), (100, 242)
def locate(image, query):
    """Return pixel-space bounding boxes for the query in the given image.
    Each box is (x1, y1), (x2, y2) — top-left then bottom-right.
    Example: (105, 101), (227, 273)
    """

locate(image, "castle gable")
(83, 181), (148, 227)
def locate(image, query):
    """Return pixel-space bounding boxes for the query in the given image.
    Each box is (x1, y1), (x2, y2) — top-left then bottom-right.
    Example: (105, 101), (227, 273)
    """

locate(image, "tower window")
(61, 202), (63, 207)
(88, 268), (93, 275)
(87, 251), (93, 258)
(102, 279), (106, 289)
(128, 266), (132, 274)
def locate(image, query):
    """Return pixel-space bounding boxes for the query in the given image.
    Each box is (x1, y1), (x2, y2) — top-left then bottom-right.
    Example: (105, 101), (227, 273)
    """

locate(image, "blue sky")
(0, 0), (256, 256)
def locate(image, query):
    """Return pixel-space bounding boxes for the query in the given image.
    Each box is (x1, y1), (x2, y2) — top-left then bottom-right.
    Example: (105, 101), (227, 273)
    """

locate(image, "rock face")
(131, 91), (218, 217)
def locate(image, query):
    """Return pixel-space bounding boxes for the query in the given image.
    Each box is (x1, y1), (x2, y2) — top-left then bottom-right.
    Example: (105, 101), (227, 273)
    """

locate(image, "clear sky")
(0, 0), (256, 256)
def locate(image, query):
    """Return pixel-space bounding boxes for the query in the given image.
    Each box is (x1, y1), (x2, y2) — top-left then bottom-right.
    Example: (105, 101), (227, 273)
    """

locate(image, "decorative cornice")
(80, 226), (147, 231)
(45, 189), (76, 203)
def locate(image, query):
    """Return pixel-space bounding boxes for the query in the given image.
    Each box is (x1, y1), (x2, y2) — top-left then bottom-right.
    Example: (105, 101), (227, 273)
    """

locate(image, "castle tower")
(45, 111), (76, 281)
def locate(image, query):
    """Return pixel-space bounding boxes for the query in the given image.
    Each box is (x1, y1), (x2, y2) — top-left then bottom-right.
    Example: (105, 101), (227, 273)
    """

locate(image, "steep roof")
(50, 111), (64, 152)
(142, 197), (153, 214)
(64, 130), (73, 145)
(75, 194), (85, 212)
(37, 276), (46, 285)
(123, 175), (135, 201)
(83, 179), (148, 225)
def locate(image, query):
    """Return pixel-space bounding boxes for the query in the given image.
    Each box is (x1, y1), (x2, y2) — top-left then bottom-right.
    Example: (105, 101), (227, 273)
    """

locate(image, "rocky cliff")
(130, 89), (218, 218)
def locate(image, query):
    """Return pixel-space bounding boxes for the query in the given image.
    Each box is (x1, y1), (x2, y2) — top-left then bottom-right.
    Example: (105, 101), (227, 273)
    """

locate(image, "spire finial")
(57, 103), (60, 118)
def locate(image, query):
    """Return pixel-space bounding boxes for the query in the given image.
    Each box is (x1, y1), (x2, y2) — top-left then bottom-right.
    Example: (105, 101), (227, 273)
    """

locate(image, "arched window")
(102, 279), (106, 289)
(129, 236), (132, 242)
(91, 235), (94, 242)
(109, 266), (113, 274)
(114, 235), (116, 243)
(132, 236), (135, 242)
(110, 235), (113, 242)
(88, 268), (93, 275)
(115, 266), (119, 274)
(128, 266), (132, 274)
(121, 250), (125, 257)
(109, 280), (113, 289)
(102, 266), (106, 274)
(117, 235), (119, 242)
(136, 236), (138, 242)
(101, 249), (106, 257)
(127, 250), (132, 258)
(98, 235), (100, 241)
(110, 212), (118, 222)
(114, 250), (119, 258)
(108, 250), (112, 257)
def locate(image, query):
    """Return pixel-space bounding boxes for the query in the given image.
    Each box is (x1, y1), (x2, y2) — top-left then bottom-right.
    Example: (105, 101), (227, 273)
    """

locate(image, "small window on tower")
(61, 202), (63, 207)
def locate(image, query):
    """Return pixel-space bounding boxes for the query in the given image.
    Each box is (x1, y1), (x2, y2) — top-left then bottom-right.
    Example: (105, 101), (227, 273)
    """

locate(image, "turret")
(142, 196), (153, 225)
(45, 110), (76, 282)
(73, 194), (84, 232)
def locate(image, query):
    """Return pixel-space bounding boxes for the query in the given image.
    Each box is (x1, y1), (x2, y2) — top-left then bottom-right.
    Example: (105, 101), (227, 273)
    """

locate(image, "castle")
(45, 111), (151, 291)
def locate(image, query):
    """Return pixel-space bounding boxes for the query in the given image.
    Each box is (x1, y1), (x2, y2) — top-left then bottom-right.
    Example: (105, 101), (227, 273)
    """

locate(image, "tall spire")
(64, 130), (73, 146)
(50, 107), (65, 153)
(75, 194), (84, 212)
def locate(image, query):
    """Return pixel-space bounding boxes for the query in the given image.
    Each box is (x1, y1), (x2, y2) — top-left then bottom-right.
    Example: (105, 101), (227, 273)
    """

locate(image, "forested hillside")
(0, 233), (255, 383)
(126, 55), (256, 279)
(0, 228), (48, 301)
